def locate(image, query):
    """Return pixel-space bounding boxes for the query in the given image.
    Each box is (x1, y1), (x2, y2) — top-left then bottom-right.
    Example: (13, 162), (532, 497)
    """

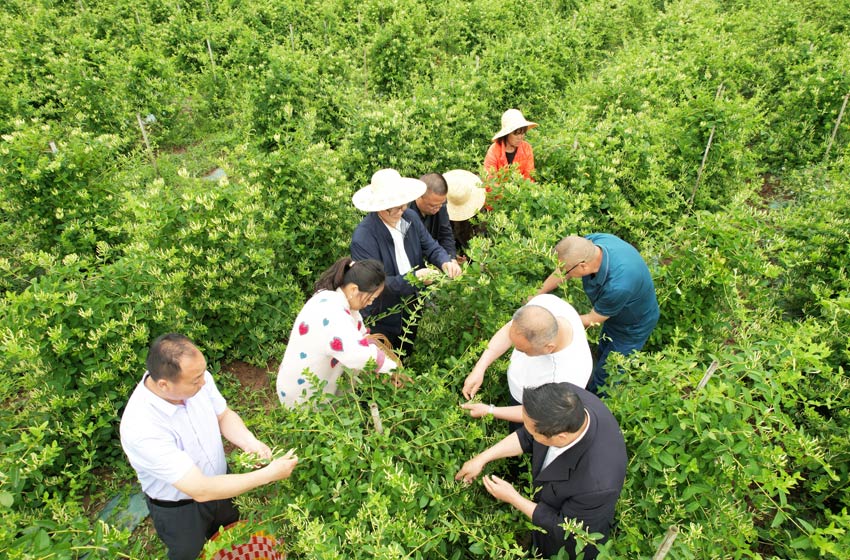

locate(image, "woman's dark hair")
(523, 382), (585, 437)
(314, 257), (385, 294)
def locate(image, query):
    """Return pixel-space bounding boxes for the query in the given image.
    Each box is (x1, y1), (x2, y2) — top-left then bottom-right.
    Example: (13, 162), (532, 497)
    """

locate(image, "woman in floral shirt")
(276, 257), (397, 407)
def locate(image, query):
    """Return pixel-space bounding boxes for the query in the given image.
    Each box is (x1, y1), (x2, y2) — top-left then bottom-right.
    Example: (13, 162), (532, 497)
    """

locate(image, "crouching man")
(455, 382), (626, 559)
(120, 333), (298, 560)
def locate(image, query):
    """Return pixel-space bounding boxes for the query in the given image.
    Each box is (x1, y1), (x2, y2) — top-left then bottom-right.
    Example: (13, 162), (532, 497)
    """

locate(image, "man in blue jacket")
(456, 382), (627, 559)
(538, 234), (659, 393)
(351, 169), (461, 355)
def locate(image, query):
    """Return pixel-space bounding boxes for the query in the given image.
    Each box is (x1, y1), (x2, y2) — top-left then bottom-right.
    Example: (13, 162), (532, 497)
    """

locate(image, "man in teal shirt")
(538, 234), (659, 393)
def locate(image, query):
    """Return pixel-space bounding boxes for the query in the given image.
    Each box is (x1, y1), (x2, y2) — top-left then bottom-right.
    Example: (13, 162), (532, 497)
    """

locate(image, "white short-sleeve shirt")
(507, 294), (593, 401)
(120, 371), (228, 501)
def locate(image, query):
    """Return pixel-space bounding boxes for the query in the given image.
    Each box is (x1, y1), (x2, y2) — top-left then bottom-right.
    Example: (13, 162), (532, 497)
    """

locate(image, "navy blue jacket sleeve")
(436, 206), (457, 259)
(413, 217), (450, 268)
(350, 217), (418, 297)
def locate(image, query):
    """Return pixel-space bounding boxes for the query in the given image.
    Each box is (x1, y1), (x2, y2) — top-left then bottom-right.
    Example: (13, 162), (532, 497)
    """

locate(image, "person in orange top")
(484, 109), (538, 181)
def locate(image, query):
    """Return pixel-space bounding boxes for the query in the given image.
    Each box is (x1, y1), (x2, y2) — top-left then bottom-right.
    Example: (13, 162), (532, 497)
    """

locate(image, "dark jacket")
(408, 200), (457, 259)
(350, 210), (450, 337)
(517, 384), (627, 559)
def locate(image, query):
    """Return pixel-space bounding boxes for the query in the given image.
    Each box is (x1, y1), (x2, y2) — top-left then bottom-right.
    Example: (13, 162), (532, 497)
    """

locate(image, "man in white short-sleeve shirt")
(120, 333), (299, 560)
(460, 295), (593, 423)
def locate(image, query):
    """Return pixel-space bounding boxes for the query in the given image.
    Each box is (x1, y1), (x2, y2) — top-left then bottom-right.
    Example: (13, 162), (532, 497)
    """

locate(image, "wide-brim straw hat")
(492, 108), (538, 141)
(352, 169), (427, 212)
(444, 170), (486, 221)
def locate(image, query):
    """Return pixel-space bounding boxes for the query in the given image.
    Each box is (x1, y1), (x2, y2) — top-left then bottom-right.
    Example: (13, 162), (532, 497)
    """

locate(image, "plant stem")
(689, 84), (724, 206)
(823, 92), (849, 163)
(651, 525), (679, 560)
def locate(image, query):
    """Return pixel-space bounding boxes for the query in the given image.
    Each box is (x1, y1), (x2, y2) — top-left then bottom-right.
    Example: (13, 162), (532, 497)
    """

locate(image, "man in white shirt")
(120, 333), (298, 560)
(461, 294), (592, 423)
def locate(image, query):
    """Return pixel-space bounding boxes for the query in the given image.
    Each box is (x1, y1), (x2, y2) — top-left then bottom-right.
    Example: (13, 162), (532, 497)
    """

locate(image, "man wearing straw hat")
(351, 169), (462, 355)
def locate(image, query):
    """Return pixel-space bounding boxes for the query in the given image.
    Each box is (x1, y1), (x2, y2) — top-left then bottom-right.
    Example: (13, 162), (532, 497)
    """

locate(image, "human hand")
(265, 449), (299, 481)
(462, 369), (485, 400)
(460, 402), (492, 419)
(441, 260), (462, 278)
(455, 457), (486, 484)
(482, 474), (520, 503)
(415, 267), (441, 284)
(241, 439), (272, 461)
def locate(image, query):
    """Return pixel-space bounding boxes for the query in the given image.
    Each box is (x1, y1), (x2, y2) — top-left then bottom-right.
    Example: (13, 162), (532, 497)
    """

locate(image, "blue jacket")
(350, 210), (450, 337)
(519, 384), (627, 559)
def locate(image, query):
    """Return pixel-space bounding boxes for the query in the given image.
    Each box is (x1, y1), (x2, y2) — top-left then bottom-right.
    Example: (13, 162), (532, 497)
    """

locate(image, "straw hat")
(444, 170), (486, 221)
(492, 109), (538, 141)
(352, 169), (427, 212)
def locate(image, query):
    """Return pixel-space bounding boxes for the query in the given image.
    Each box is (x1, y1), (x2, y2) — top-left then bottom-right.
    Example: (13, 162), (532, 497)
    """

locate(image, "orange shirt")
(484, 140), (535, 181)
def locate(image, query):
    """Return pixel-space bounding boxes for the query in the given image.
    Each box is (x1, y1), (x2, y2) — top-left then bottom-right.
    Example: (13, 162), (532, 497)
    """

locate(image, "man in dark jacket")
(456, 382), (627, 559)
(351, 169), (461, 354)
(409, 172), (457, 260)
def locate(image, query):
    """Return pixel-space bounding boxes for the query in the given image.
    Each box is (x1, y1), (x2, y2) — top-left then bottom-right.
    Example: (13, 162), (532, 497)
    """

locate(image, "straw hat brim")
(444, 169), (486, 221)
(492, 120), (538, 141)
(352, 177), (426, 212)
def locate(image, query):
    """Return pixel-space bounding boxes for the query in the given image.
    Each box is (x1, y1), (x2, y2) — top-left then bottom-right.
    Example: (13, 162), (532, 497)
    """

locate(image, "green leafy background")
(1, 0), (849, 558)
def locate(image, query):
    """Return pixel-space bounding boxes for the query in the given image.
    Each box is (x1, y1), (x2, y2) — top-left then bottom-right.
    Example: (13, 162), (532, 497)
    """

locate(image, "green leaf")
(468, 542), (485, 555)
(0, 491), (13, 508)
(659, 452), (676, 467)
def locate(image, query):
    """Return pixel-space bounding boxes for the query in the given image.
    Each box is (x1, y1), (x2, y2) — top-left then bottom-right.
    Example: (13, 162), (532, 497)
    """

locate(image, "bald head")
(554, 236), (595, 265)
(511, 305), (559, 348)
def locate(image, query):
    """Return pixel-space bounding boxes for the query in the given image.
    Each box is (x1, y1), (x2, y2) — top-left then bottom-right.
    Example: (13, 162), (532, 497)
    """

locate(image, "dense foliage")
(1, 0), (849, 558)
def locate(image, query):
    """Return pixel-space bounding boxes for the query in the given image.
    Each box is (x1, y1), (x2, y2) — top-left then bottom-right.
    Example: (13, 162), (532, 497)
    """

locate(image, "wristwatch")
(488, 404), (495, 415)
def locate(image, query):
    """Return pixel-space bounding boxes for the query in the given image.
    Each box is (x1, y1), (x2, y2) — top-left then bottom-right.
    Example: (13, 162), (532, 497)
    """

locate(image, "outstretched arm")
(538, 271), (564, 295)
(460, 403), (523, 423)
(218, 407), (272, 459)
(174, 450), (298, 503)
(462, 322), (513, 400)
(581, 309), (609, 329)
(455, 431), (523, 484)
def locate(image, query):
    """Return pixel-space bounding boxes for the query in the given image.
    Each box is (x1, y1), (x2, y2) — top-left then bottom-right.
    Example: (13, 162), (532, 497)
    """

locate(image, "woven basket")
(205, 522), (285, 560)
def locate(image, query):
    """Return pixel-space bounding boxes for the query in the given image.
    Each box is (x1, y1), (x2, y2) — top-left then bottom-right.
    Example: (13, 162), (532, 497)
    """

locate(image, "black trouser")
(145, 496), (239, 560)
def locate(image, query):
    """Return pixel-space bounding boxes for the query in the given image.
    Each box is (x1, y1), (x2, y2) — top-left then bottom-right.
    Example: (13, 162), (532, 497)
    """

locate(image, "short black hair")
(146, 333), (198, 382)
(523, 383), (585, 437)
(419, 173), (448, 196)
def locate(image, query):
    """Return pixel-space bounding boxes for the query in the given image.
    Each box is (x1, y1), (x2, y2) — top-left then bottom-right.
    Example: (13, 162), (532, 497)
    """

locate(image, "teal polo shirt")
(581, 233), (659, 343)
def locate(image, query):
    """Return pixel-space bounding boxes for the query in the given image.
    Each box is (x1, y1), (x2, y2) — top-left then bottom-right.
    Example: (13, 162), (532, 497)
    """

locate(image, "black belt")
(146, 495), (195, 508)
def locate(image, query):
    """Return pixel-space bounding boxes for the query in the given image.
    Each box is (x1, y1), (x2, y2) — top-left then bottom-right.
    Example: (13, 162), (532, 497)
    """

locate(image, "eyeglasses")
(561, 260), (585, 276)
(511, 128), (528, 136)
(382, 204), (407, 214)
